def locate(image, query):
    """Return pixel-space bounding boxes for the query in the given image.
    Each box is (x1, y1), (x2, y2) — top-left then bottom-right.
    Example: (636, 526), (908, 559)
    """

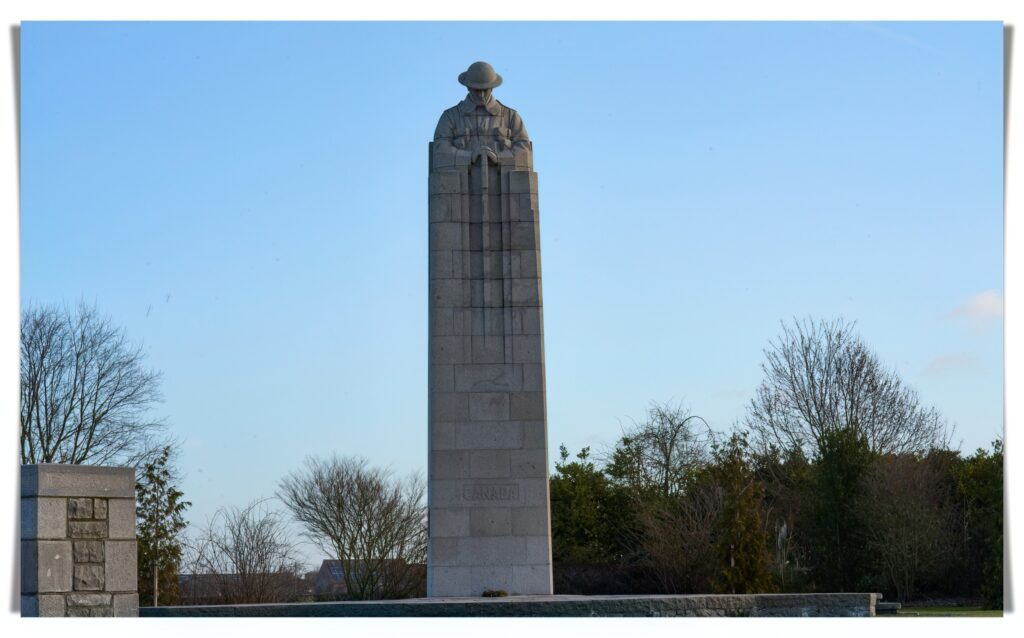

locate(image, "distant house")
(313, 559), (426, 598)
(314, 560), (349, 596)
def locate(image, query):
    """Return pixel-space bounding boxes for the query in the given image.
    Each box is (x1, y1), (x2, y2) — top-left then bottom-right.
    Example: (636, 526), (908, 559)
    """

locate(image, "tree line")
(549, 319), (1003, 608)
(20, 304), (1002, 607)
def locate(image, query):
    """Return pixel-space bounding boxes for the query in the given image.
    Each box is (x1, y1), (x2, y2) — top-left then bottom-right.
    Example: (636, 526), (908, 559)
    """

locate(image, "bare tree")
(184, 499), (304, 605)
(639, 481), (723, 593)
(20, 302), (166, 465)
(746, 318), (949, 457)
(857, 454), (958, 602)
(277, 455), (426, 600)
(605, 402), (713, 499)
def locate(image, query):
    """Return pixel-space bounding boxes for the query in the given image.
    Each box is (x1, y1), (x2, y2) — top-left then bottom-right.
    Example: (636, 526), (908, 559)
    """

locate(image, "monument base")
(142, 592), (879, 617)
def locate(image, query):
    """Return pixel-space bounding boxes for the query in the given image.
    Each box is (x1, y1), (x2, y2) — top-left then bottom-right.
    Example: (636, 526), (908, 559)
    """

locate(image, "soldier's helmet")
(458, 61), (503, 89)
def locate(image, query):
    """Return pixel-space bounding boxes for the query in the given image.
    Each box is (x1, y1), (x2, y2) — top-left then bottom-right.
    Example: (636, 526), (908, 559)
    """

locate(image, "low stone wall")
(142, 593), (877, 617)
(21, 464), (139, 617)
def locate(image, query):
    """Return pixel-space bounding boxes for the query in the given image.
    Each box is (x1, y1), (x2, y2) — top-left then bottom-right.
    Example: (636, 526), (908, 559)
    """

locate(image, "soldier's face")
(469, 88), (492, 104)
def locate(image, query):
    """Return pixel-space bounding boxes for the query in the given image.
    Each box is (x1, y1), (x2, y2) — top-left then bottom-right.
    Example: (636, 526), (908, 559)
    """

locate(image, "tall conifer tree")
(136, 445), (190, 606)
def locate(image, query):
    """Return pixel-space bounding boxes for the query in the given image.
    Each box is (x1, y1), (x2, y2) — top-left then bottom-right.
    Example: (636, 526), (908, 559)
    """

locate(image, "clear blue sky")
(19, 21), (1003, 568)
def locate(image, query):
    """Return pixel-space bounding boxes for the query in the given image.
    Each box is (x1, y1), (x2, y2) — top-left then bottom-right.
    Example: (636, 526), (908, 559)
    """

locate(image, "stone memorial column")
(427, 61), (553, 596)
(21, 464), (139, 617)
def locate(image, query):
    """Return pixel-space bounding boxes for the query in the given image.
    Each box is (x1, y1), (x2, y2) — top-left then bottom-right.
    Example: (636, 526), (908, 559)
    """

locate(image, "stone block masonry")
(141, 593), (880, 617)
(21, 464), (139, 617)
(427, 159), (552, 597)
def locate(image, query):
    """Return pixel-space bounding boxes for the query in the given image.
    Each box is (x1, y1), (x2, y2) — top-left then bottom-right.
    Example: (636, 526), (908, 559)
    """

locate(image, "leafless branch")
(183, 499), (304, 605)
(606, 402), (714, 498)
(20, 302), (167, 466)
(277, 455), (426, 600)
(745, 318), (950, 457)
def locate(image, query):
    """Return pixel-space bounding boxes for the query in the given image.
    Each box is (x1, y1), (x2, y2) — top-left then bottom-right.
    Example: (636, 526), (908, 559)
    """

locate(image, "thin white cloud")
(949, 290), (1003, 330)
(923, 354), (984, 378)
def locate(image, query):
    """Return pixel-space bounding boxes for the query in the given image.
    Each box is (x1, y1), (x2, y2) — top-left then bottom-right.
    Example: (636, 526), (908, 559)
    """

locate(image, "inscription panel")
(461, 483), (519, 503)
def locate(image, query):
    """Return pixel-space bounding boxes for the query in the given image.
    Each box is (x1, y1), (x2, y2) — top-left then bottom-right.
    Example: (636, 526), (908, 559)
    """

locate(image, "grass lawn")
(895, 606), (1002, 617)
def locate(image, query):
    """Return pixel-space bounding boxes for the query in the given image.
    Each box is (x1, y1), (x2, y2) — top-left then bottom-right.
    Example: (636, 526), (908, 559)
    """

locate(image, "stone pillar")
(21, 464), (139, 617)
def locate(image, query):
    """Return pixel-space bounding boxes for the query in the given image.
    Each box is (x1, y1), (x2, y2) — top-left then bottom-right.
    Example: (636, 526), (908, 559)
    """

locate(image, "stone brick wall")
(21, 464), (139, 617)
(141, 592), (879, 617)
